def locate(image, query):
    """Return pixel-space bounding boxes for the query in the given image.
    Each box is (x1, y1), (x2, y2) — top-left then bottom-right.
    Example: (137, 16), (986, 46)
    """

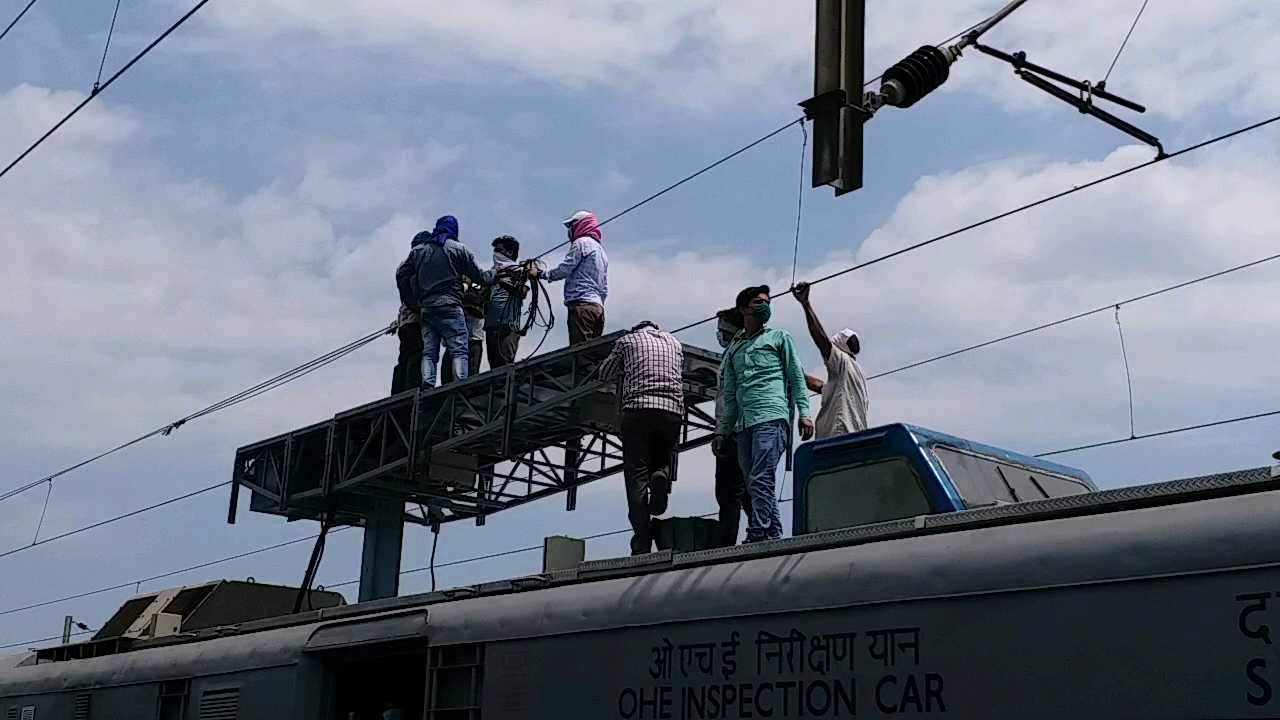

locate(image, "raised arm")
(792, 281), (832, 361)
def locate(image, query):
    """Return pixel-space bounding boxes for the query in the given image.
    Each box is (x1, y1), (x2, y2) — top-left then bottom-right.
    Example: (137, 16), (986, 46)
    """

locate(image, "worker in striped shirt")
(718, 285), (814, 542)
(600, 321), (685, 555)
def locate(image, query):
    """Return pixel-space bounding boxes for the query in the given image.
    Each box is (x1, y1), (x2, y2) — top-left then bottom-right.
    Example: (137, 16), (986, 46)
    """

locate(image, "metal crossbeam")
(229, 331), (722, 528)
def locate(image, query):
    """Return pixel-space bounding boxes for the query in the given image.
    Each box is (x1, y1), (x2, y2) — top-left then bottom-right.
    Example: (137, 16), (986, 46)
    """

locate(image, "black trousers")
(391, 323), (423, 395)
(714, 434), (750, 547)
(620, 409), (682, 555)
(486, 329), (521, 369)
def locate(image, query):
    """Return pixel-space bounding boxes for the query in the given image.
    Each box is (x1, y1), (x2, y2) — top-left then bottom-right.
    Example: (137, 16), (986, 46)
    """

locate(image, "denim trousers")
(420, 304), (470, 388)
(736, 419), (787, 542)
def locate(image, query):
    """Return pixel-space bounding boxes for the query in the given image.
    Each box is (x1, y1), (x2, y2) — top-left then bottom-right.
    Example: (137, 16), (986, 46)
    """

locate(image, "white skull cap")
(562, 210), (592, 227)
(831, 328), (858, 348)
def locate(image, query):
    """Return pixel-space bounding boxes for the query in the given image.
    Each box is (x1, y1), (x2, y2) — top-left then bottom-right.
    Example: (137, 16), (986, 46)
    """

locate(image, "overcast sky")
(3, 0), (1279, 649)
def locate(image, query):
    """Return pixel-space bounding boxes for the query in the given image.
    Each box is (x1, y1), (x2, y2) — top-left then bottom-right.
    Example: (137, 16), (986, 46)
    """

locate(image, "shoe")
(648, 470), (670, 515)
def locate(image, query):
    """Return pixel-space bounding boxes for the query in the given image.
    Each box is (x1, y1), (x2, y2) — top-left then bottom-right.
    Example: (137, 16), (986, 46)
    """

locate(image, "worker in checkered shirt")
(600, 321), (685, 555)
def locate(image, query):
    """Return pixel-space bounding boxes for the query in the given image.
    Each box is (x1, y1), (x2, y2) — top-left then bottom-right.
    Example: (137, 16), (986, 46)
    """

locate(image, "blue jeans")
(420, 304), (470, 388)
(737, 419), (787, 542)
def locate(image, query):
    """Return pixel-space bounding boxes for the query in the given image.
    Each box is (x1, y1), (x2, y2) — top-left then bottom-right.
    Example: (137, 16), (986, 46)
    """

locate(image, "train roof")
(3, 464), (1277, 696)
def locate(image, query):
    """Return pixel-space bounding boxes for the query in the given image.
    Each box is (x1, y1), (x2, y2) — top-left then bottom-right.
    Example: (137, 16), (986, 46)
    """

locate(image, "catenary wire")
(0, 480), (229, 561)
(6, 391), (1277, 639)
(0, 0), (213, 183)
(6, 112), (1280, 621)
(7, 21), (1277, 636)
(869, 248), (1280, 381)
(0, 327), (384, 504)
(668, 111), (1280, 335)
(0, 0), (37, 45)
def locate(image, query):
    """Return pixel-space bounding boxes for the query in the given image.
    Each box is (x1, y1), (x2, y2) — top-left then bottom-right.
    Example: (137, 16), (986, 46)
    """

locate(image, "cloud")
(181, 0), (1280, 120)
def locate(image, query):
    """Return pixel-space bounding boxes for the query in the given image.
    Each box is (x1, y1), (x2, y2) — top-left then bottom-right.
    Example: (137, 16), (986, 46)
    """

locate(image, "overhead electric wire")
(1037, 408), (1280, 458)
(0, 0), (213, 183)
(7, 20), (1278, 636)
(0, 326), (385, 505)
(0, 0), (37, 46)
(0, 530), (343, 619)
(0, 629), (93, 651)
(8, 386), (1278, 637)
(9, 112), (1280, 623)
(869, 248), (1280, 381)
(0, 480), (229, 561)
(533, 117), (805, 262)
(1101, 0), (1151, 86)
(670, 111), (1280, 335)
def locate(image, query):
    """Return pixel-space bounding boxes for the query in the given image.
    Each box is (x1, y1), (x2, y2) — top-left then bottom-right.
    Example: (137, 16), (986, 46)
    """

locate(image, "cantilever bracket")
(973, 42), (1164, 158)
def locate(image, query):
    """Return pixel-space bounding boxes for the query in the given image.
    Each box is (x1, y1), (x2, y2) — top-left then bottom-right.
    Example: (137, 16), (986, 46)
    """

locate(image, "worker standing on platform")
(485, 235), (525, 368)
(600, 321), (685, 556)
(529, 210), (609, 345)
(711, 307), (750, 547)
(717, 285), (814, 543)
(792, 281), (868, 438)
(390, 301), (423, 395)
(395, 215), (497, 388)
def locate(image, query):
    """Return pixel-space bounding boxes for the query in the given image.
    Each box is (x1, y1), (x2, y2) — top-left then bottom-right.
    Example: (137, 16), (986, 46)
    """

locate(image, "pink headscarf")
(565, 210), (603, 242)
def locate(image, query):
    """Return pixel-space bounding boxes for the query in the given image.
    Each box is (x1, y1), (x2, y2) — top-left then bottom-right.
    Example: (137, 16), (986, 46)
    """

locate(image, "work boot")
(648, 470), (670, 515)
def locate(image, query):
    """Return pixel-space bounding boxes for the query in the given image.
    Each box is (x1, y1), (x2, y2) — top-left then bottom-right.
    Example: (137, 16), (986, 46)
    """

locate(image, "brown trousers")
(567, 302), (605, 345)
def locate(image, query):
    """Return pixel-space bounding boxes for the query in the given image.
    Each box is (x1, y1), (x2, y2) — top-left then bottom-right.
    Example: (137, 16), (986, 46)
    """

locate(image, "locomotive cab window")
(806, 458), (932, 532)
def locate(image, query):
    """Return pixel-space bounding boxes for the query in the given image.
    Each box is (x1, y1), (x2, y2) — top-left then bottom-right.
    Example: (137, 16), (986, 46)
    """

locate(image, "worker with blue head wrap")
(396, 215), (499, 387)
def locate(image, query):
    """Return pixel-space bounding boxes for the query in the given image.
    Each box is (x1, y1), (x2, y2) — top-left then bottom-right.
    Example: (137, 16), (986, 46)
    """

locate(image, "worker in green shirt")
(716, 285), (814, 542)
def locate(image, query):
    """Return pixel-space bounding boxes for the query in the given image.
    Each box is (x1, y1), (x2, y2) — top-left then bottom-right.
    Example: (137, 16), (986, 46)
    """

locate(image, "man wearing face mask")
(717, 285), (814, 543)
(528, 210), (609, 345)
(792, 281), (869, 439)
(485, 235), (525, 369)
(712, 308), (751, 547)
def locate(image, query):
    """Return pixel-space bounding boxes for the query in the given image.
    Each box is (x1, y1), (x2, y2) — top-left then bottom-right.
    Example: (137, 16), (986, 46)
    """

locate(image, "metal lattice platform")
(229, 331), (722, 530)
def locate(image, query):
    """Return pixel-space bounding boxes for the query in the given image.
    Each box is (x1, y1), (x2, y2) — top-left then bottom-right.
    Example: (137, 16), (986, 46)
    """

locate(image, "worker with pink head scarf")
(530, 210), (610, 345)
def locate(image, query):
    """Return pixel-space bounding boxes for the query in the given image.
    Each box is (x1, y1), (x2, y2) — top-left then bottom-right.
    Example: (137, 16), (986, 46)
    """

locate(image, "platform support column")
(359, 498), (404, 602)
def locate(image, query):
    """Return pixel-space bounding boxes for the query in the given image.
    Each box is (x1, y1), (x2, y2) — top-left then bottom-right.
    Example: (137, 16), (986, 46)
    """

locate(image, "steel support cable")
(93, 0), (125, 92)
(0, 629), (93, 652)
(0, 0), (37, 45)
(1102, 0), (1151, 87)
(869, 248), (1280, 381)
(0, 326), (384, 504)
(4, 396), (1278, 628)
(532, 117), (805, 262)
(668, 111), (1280, 335)
(0, 529), (345, 619)
(0, 480), (229, 561)
(790, 120), (809, 288)
(0, 0), (213, 183)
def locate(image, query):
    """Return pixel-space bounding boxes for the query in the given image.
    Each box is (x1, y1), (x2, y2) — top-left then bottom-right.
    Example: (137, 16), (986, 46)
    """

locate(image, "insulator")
(880, 45), (951, 108)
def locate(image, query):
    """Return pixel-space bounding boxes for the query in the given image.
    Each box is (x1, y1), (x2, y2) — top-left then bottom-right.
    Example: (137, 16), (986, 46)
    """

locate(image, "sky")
(2, 0), (1280, 649)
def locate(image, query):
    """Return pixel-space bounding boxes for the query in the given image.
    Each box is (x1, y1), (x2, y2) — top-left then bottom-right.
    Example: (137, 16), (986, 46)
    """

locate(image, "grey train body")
(4, 469), (1280, 718)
